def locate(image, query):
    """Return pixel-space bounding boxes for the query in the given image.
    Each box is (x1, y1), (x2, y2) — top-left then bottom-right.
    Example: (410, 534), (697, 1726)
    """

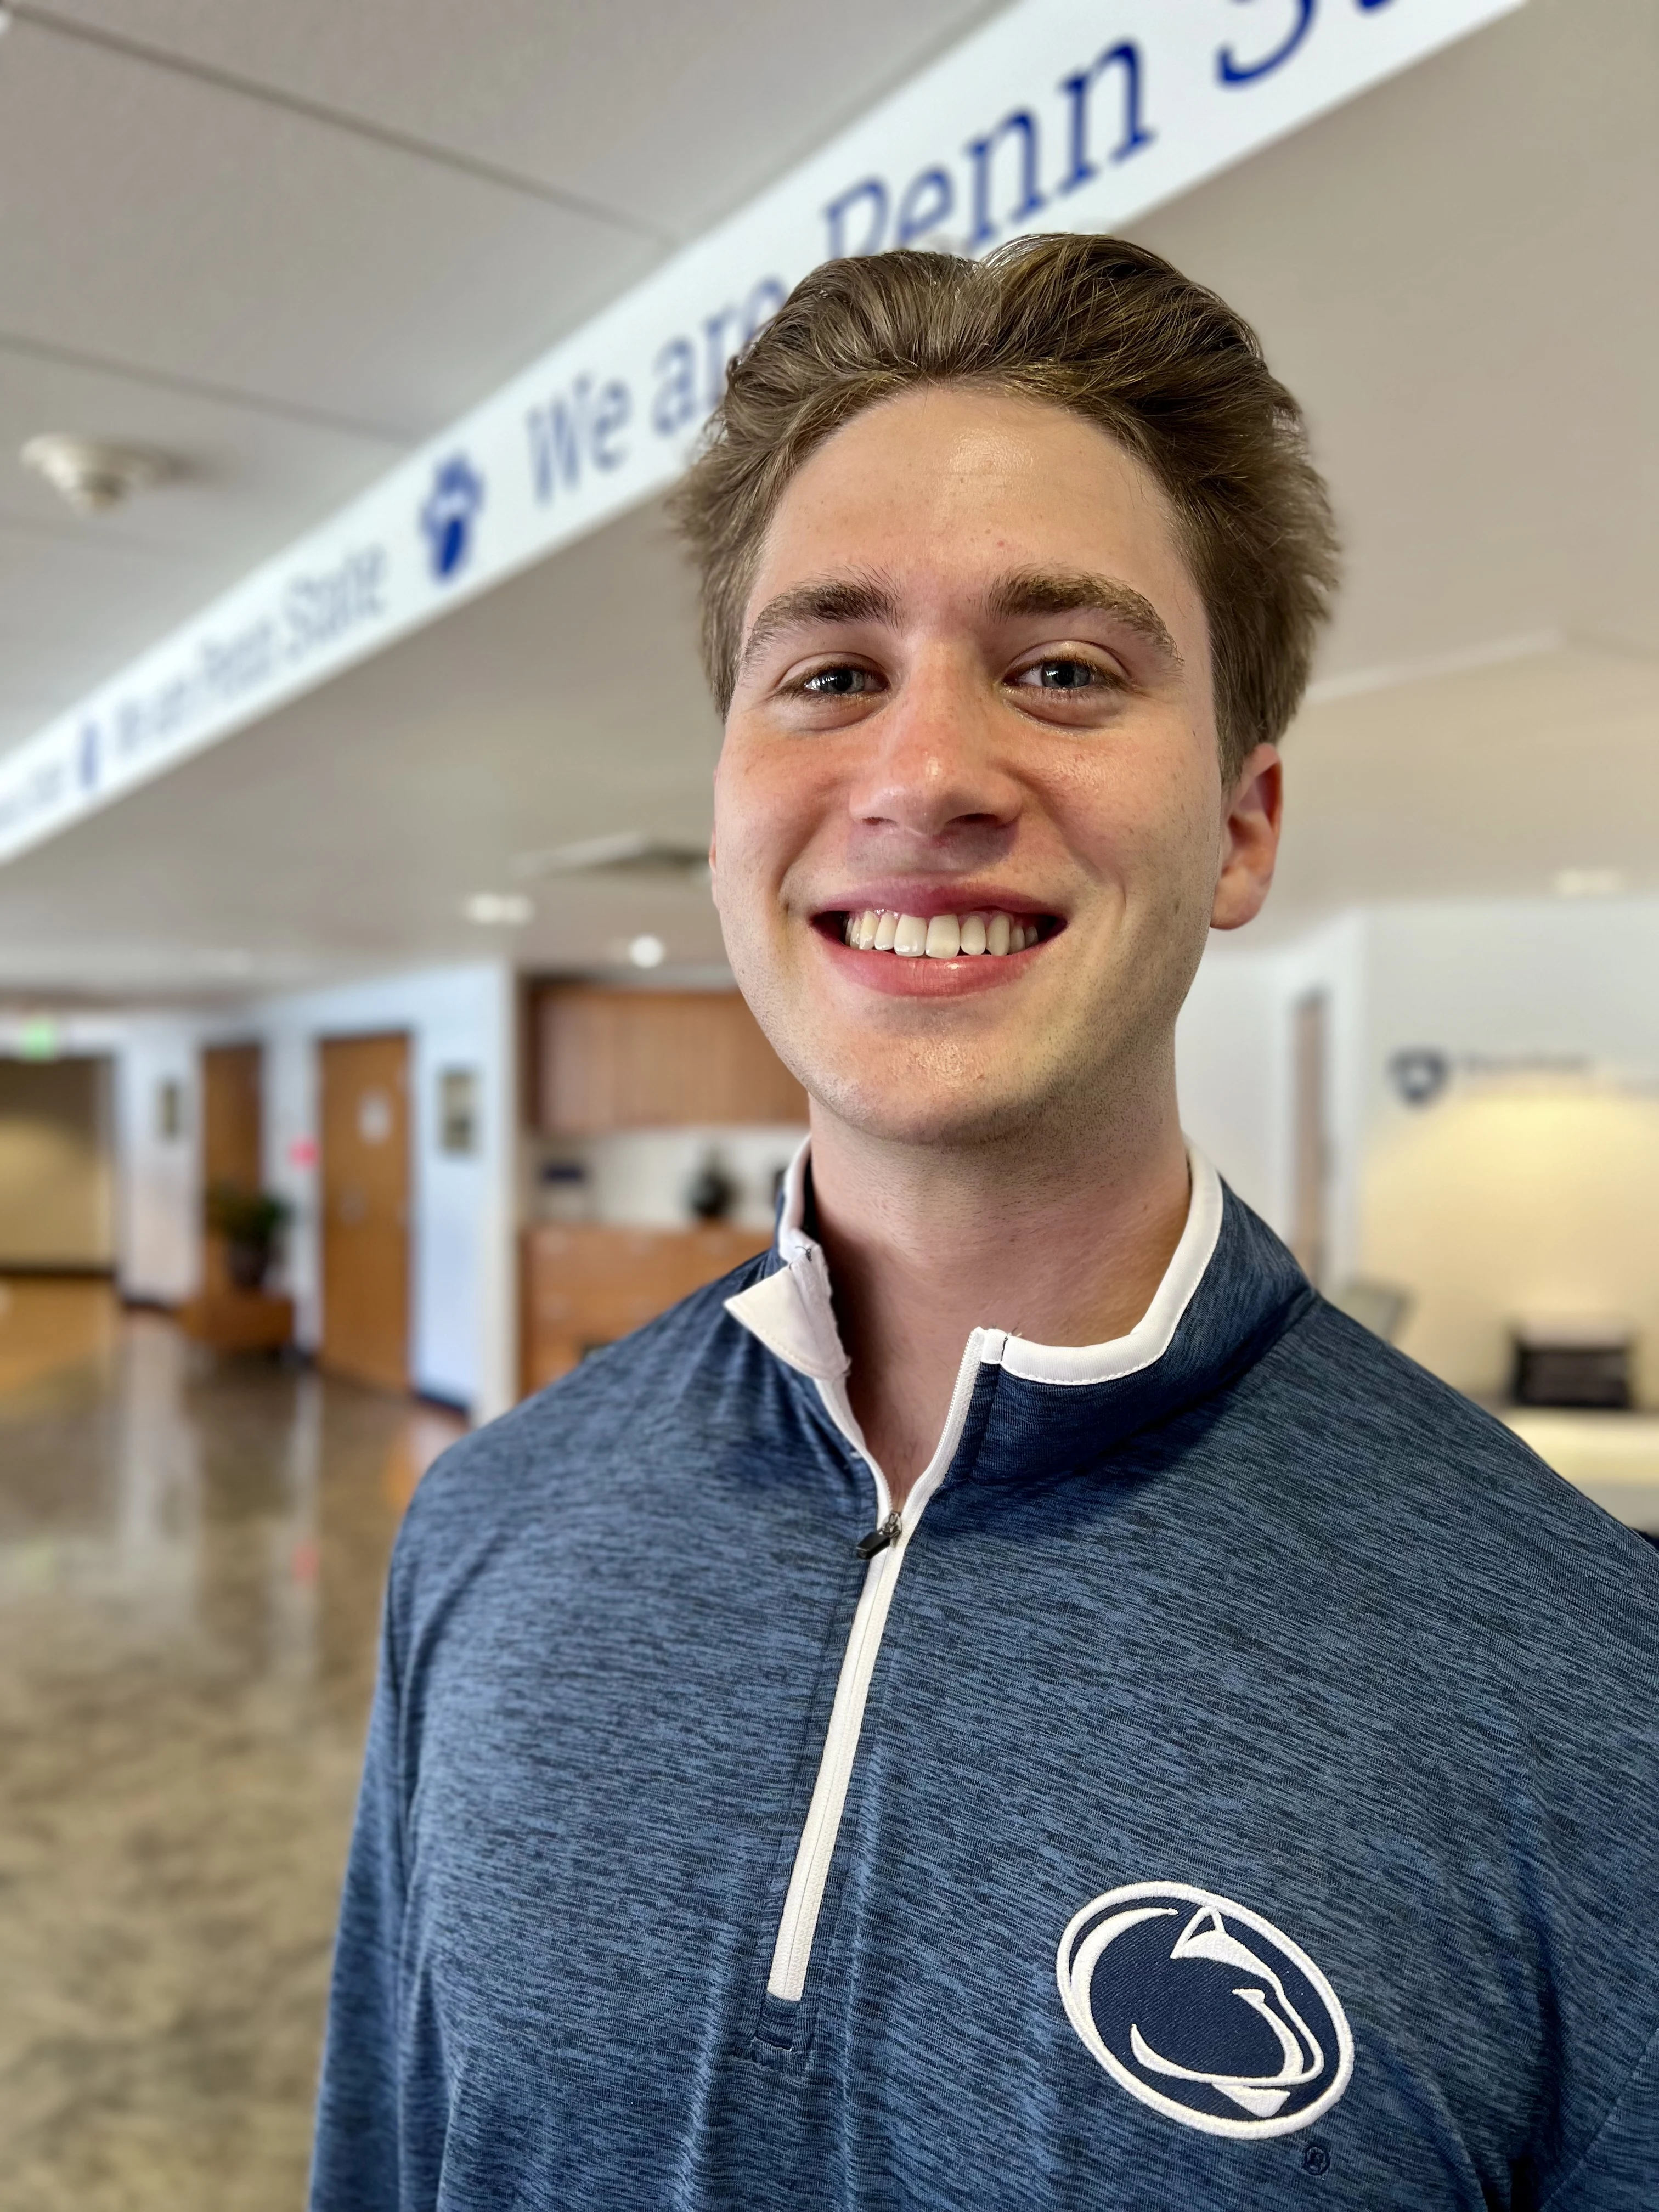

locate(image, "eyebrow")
(986, 568), (1183, 669)
(736, 563), (1183, 678)
(738, 573), (902, 676)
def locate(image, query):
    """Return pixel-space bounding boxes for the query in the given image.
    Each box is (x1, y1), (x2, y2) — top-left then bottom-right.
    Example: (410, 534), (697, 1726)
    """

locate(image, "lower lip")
(813, 925), (1053, 997)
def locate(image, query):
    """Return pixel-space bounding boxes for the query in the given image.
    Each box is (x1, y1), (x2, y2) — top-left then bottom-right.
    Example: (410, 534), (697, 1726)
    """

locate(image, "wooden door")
(320, 1033), (411, 1392)
(201, 1042), (263, 1294)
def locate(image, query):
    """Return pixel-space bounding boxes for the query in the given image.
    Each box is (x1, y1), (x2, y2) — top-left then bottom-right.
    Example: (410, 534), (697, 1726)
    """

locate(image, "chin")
(802, 1047), (1059, 1152)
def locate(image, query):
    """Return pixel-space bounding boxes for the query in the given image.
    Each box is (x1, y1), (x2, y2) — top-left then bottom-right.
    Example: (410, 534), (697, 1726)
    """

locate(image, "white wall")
(1363, 1078), (1659, 1403)
(535, 1125), (808, 1233)
(1175, 913), (1365, 1279)
(253, 963), (516, 1420)
(116, 1019), (206, 1302)
(1175, 947), (1286, 1226)
(1178, 898), (1659, 1407)
(1355, 899), (1659, 1403)
(0, 966), (517, 1417)
(0, 1011), (201, 1300)
(1359, 899), (1659, 1109)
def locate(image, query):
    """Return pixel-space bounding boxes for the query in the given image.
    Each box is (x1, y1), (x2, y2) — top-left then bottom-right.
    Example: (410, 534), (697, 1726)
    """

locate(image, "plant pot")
(225, 1238), (270, 1293)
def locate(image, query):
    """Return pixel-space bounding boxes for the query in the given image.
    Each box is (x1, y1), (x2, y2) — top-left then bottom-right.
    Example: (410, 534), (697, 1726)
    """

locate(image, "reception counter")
(1502, 1409), (1659, 1538)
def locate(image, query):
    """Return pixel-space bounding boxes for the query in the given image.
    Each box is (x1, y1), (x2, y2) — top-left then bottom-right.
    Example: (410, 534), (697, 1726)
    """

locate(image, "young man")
(312, 239), (1659, 2209)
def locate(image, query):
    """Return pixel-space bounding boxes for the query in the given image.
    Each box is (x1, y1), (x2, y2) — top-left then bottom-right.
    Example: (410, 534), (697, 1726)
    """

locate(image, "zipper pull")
(855, 1511), (902, 1560)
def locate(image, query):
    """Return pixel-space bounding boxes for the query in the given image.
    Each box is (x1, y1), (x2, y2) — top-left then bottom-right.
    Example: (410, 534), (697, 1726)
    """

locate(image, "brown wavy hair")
(671, 233), (1338, 778)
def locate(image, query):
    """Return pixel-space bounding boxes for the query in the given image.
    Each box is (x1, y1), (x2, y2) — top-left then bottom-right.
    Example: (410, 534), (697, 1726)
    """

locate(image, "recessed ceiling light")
(1553, 867), (1624, 899)
(462, 891), (534, 927)
(21, 433), (174, 512)
(627, 934), (667, 969)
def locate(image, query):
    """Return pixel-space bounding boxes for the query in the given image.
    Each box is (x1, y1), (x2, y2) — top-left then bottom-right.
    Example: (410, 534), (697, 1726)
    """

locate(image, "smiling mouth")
(825, 907), (1059, 959)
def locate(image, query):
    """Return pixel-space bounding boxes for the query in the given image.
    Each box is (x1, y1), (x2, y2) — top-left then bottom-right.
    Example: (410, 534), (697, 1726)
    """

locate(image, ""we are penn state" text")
(526, 0), (1375, 506)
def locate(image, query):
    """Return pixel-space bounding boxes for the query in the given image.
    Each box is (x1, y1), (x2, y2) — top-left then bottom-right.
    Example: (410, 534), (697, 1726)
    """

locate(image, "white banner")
(0, 0), (1522, 865)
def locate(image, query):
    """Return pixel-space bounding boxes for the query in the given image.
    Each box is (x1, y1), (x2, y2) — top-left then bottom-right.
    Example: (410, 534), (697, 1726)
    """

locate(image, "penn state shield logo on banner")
(1057, 1882), (1353, 2139)
(420, 453), (485, 583)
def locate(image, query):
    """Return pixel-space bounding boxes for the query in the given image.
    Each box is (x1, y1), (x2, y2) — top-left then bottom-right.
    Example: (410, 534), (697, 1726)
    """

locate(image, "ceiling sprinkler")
(21, 433), (174, 513)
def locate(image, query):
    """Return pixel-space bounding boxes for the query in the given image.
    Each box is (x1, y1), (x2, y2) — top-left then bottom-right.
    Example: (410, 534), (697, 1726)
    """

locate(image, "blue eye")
(801, 666), (877, 697)
(1030, 659), (1097, 689)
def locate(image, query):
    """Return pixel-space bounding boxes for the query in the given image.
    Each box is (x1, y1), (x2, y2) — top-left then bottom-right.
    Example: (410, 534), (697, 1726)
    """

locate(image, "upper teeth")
(841, 909), (1039, 958)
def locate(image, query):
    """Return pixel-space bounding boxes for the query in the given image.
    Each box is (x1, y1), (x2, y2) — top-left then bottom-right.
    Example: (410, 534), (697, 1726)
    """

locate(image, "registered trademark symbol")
(1302, 2140), (1331, 2176)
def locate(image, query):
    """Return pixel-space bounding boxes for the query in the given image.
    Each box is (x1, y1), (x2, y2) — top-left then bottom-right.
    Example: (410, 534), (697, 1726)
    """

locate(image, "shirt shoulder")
(1242, 1292), (1659, 1664)
(391, 1247), (782, 1577)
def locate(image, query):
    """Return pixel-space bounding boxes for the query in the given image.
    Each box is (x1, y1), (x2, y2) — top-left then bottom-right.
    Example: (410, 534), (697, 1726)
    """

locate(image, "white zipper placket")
(765, 1327), (994, 2005)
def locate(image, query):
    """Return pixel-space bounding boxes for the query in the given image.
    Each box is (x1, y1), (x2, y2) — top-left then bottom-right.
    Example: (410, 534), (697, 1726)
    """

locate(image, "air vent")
(513, 832), (710, 883)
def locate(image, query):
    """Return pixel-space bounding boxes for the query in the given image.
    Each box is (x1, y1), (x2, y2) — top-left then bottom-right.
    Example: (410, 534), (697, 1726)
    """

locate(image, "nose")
(843, 645), (1023, 850)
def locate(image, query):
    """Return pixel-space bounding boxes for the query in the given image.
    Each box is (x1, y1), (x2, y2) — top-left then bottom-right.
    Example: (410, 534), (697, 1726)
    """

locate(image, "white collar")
(724, 1137), (1224, 1391)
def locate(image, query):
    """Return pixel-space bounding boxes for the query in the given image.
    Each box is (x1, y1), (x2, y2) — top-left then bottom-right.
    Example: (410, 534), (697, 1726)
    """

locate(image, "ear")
(706, 828), (718, 887)
(1211, 743), (1282, 932)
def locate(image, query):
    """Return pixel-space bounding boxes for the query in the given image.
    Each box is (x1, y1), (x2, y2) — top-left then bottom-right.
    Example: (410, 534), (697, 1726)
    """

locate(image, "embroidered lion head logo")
(1057, 1882), (1353, 2138)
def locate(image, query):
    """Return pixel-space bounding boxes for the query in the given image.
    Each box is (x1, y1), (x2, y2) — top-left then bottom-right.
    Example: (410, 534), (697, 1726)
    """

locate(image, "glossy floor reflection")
(0, 1280), (462, 2211)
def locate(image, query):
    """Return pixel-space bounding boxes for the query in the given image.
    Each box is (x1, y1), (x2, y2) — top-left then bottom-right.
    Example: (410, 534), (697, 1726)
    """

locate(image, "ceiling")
(0, 0), (1003, 754)
(0, 0), (1655, 999)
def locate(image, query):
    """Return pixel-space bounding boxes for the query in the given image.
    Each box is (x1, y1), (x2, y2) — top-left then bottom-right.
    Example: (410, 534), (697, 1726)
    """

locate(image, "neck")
(806, 1071), (1192, 1507)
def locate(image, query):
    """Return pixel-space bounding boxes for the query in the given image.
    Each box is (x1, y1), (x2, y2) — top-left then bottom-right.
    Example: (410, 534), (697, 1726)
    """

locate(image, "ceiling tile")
(0, 518), (211, 750)
(0, 497), (727, 991)
(30, 0), (1006, 236)
(1129, 0), (1659, 674)
(0, 12), (660, 433)
(0, 335), (405, 754)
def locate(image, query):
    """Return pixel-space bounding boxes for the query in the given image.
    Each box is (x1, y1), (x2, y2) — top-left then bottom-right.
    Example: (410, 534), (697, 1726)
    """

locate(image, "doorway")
(320, 1033), (411, 1393)
(0, 1055), (115, 1272)
(200, 1042), (263, 1295)
(1290, 992), (1329, 1289)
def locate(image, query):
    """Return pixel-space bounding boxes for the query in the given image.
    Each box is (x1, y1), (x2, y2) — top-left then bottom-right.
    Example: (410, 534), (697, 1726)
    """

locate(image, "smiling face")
(711, 385), (1280, 1153)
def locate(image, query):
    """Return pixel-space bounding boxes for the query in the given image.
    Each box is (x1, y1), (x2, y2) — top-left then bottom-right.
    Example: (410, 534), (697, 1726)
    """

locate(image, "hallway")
(0, 1281), (461, 2210)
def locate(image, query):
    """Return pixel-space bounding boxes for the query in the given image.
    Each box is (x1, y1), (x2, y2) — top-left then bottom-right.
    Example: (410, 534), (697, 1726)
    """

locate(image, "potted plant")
(205, 1183), (292, 1294)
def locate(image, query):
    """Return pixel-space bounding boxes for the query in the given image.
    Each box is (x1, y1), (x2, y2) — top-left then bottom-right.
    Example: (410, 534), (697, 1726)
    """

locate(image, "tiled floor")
(0, 1280), (462, 2211)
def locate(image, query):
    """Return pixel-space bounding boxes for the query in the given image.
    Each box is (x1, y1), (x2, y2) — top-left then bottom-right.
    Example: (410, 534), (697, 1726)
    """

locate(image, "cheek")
(718, 729), (839, 864)
(1045, 726), (1217, 895)
(712, 732), (817, 917)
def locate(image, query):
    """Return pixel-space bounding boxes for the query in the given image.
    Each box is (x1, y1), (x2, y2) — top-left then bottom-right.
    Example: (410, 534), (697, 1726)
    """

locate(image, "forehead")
(747, 385), (1201, 634)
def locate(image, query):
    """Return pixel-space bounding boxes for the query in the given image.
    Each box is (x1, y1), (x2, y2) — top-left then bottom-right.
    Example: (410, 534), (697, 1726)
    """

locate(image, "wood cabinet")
(532, 985), (805, 1136)
(180, 1289), (294, 1355)
(521, 1222), (769, 1394)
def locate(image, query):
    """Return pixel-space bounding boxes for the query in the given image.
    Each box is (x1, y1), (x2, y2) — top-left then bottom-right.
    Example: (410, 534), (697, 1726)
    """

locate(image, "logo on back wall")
(420, 453), (485, 582)
(1057, 1882), (1353, 2140)
(1388, 1048), (1451, 1108)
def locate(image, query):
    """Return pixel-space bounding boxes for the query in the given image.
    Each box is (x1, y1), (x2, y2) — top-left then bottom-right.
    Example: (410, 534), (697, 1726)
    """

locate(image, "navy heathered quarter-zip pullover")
(311, 1148), (1659, 2210)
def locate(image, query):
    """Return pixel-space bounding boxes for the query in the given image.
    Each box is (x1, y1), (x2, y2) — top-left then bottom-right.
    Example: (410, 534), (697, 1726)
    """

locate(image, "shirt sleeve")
(309, 1589), (409, 2212)
(1543, 2017), (1659, 2210)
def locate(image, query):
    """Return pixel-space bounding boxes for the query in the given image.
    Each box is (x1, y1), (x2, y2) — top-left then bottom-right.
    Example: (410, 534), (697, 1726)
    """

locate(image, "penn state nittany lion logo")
(420, 453), (484, 582)
(1057, 1882), (1353, 2139)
